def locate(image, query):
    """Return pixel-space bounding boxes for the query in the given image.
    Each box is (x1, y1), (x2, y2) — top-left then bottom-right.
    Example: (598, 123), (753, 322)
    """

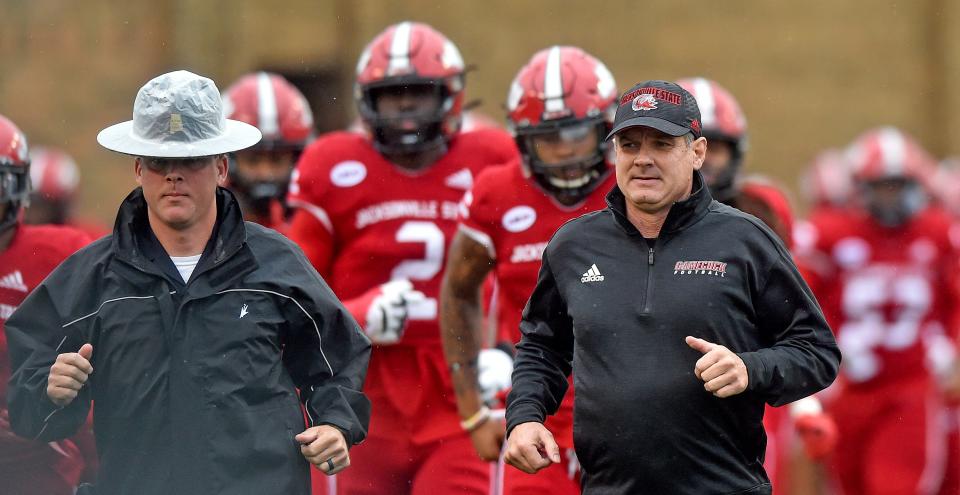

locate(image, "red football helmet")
(800, 149), (853, 208)
(223, 72), (314, 216)
(354, 21), (466, 155)
(29, 147), (80, 202)
(676, 78), (748, 201)
(222, 72), (314, 152)
(506, 45), (617, 204)
(0, 114), (30, 232)
(846, 127), (936, 225)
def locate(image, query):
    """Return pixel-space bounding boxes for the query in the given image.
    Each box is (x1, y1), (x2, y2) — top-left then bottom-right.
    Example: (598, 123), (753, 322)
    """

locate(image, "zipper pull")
(648, 247), (655, 265)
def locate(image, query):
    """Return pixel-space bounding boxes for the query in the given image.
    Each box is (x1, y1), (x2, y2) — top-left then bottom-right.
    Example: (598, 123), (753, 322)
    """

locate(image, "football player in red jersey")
(223, 71), (314, 232)
(678, 77), (838, 494)
(439, 46), (618, 495)
(0, 115), (93, 494)
(798, 127), (960, 495)
(286, 22), (519, 494)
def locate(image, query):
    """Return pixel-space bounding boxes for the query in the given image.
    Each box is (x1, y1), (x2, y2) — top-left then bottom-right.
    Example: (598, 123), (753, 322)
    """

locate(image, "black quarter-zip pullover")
(506, 171), (840, 495)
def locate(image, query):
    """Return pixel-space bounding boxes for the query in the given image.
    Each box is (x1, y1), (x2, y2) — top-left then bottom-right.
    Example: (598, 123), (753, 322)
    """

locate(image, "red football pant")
(828, 380), (946, 495)
(763, 404), (792, 494)
(336, 432), (488, 495)
(500, 448), (579, 495)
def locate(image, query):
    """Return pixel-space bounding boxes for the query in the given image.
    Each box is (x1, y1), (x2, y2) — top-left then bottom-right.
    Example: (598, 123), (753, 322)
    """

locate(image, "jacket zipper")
(641, 246), (655, 314)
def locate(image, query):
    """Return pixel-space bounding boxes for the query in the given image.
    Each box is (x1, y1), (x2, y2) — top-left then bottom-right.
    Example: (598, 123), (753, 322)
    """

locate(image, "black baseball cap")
(605, 80), (702, 141)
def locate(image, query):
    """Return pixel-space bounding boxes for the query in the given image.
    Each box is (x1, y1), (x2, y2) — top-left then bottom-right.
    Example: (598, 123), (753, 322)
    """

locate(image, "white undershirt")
(169, 254), (202, 283)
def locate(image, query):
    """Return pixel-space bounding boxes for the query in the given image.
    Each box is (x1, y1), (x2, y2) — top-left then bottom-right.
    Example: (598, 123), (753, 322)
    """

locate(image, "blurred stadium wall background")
(1, 0), (958, 223)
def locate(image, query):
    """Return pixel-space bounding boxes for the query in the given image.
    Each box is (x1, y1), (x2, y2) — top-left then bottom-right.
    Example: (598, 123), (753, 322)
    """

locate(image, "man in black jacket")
(503, 80), (840, 494)
(5, 70), (371, 495)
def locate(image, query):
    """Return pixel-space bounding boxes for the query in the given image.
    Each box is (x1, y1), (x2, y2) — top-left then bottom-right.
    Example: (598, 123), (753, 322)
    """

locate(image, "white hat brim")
(97, 119), (262, 158)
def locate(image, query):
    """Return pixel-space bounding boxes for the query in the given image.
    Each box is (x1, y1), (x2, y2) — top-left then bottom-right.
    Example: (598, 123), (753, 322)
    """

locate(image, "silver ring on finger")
(326, 458), (335, 472)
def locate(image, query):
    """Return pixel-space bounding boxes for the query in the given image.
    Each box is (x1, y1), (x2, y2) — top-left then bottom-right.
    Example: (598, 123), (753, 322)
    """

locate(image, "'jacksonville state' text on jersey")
(0, 224), (90, 483)
(798, 206), (960, 388)
(287, 129), (519, 442)
(458, 159), (614, 450)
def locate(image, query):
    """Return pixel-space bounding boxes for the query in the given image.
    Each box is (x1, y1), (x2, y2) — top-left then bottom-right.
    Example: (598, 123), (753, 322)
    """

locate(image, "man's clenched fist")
(47, 343), (93, 407)
(296, 425), (351, 476)
(686, 336), (749, 398)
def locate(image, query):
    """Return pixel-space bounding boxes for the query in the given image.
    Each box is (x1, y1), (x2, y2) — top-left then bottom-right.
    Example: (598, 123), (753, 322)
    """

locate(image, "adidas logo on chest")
(581, 264), (604, 283)
(0, 270), (28, 293)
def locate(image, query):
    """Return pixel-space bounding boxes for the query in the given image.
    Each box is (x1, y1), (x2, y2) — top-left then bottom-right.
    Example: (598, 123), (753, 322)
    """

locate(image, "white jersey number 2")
(391, 221), (444, 320)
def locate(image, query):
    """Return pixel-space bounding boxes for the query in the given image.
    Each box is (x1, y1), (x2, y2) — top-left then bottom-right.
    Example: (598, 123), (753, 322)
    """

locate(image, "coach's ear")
(135, 157), (144, 185)
(691, 137), (707, 170)
(215, 154), (228, 186)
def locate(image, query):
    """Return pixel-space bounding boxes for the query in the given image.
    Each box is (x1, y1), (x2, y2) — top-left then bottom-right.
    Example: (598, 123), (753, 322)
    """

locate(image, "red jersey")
(287, 129), (518, 443)
(459, 160), (614, 449)
(799, 206), (960, 389)
(0, 224), (91, 482)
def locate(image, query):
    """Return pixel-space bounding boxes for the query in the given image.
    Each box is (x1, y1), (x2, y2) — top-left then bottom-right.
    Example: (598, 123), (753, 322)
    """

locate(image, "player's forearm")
(439, 279), (485, 418)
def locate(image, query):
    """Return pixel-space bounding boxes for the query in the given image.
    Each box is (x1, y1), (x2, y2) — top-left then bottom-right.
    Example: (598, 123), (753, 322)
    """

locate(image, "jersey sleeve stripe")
(458, 223), (496, 260)
(288, 198), (334, 234)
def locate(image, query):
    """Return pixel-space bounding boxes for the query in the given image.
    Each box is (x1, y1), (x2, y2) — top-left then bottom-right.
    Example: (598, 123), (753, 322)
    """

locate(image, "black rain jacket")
(5, 187), (371, 495)
(506, 172), (840, 495)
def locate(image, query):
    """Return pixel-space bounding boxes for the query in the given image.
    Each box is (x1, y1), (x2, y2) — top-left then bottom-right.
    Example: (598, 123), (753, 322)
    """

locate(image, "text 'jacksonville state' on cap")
(606, 80), (702, 141)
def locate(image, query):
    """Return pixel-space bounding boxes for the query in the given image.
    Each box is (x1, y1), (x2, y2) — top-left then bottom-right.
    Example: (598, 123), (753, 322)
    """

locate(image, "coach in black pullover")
(503, 81), (840, 494)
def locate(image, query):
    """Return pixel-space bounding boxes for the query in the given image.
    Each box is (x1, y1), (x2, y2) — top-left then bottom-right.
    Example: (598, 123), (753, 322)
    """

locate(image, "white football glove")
(363, 279), (426, 345)
(478, 348), (514, 405)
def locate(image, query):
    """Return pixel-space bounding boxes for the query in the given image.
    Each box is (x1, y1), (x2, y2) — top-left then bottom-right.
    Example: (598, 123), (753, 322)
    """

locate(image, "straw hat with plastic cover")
(98, 70), (262, 158)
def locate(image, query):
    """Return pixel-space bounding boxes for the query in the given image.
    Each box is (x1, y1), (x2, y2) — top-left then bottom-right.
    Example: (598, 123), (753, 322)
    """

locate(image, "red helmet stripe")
(543, 46), (566, 114)
(388, 21), (413, 74)
(256, 72), (280, 137)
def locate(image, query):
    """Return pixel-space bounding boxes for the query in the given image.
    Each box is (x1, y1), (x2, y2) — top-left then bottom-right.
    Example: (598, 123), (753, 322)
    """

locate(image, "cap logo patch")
(632, 94), (658, 111)
(690, 119), (701, 134)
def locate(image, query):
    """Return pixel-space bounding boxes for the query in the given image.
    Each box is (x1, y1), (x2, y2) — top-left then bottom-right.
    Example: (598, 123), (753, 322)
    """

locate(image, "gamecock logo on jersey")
(674, 260), (727, 277)
(632, 94), (658, 111)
